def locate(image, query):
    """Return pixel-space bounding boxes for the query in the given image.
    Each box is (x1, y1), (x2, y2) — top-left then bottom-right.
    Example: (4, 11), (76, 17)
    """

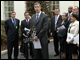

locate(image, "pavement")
(1, 39), (60, 59)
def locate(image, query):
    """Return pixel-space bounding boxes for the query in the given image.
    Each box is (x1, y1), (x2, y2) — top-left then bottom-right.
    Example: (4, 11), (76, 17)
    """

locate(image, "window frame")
(4, 1), (14, 20)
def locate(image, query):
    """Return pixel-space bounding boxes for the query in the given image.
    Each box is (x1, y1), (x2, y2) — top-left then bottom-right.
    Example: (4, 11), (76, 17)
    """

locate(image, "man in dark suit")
(21, 12), (34, 59)
(50, 8), (62, 57)
(76, 7), (79, 15)
(30, 2), (49, 59)
(72, 6), (79, 21)
(5, 12), (20, 59)
(67, 6), (73, 20)
(76, 7), (79, 21)
(66, 6), (73, 26)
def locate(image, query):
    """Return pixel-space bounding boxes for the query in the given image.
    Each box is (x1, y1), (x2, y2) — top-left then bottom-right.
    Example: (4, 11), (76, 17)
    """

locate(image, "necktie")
(27, 19), (29, 25)
(13, 19), (16, 27)
(55, 16), (57, 30)
(68, 13), (70, 18)
(36, 14), (39, 23)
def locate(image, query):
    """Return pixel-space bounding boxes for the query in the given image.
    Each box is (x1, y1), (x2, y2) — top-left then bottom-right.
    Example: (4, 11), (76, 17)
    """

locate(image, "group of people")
(5, 2), (79, 59)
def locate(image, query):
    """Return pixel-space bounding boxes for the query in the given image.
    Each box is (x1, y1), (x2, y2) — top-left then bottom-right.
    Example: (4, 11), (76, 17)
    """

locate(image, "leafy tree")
(26, 1), (54, 19)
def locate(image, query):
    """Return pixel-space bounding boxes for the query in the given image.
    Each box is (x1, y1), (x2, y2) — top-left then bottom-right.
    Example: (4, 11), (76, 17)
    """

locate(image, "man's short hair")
(68, 6), (73, 9)
(55, 8), (60, 11)
(34, 2), (41, 7)
(74, 6), (79, 10)
(10, 11), (16, 15)
(24, 12), (29, 15)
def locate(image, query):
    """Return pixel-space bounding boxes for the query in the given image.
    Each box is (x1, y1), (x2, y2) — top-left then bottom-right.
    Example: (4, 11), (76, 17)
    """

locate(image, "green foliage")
(1, 20), (7, 45)
(26, 1), (54, 19)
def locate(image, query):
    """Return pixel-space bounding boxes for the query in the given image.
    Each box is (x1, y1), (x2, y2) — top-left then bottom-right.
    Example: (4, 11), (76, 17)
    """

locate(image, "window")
(4, 1), (14, 20)
(49, 1), (59, 11)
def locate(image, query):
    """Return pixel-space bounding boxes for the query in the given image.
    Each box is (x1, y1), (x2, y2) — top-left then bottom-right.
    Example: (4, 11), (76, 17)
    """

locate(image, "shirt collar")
(68, 12), (72, 15)
(26, 19), (30, 22)
(11, 17), (15, 20)
(55, 14), (60, 20)
(55, 14), (59, 17)
(36, 11), (41, 17)
(11, 17), (15, 22)
(70, 20), (77, 26)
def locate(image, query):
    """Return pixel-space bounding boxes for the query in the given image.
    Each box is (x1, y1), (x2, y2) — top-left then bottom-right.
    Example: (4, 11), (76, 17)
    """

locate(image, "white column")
(74, 1), (79, 7)
(14, 1), (26, 25)
(1, 1), (5, 20)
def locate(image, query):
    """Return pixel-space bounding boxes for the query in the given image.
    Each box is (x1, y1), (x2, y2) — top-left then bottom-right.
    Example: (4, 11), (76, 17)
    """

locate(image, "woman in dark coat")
(57, 13), (70, 59)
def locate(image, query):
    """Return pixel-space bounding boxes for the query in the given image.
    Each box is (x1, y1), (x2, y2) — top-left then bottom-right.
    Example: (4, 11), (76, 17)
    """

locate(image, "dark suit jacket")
(21, 19), (30, 35)
(57, 19), (70, 31)
(47, 19), (50, 38)
(5, 18), (20, 41)
(30, 12), (49, 44)
(67, 13), (72, 24)
(20, 19), (31, 53)
(57, 19), (70, 37)
(51, 15), (62, 37)
(77, 13), (79, 21)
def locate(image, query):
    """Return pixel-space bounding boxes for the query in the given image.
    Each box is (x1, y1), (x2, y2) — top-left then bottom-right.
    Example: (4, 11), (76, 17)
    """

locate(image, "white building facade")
(1, 1), (79, 25)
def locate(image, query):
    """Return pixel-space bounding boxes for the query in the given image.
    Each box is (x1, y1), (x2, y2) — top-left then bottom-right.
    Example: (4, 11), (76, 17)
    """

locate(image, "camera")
(23, 26), (36, 43)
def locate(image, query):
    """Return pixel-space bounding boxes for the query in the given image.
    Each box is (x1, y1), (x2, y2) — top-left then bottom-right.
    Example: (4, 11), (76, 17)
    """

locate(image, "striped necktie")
(27, 19), (29, 25)
(13, 19), (16, 27)
(36, 14), (39, 23)
(55, 16), (57, 30)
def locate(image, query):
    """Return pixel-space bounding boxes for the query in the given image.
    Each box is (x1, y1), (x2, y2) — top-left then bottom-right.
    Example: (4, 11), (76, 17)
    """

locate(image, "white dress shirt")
(55, 14), (60, 22)
(36, 11), (41, 19)
(26, 19), (30, 23)
(68, 12), (72, 17)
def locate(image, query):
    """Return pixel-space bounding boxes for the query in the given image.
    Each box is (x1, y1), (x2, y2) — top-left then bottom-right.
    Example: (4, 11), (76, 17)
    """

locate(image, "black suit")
(21, 19), (34, 58)
(5, 18), (19, 59)
(30, 12), (49, 59)
(51, 15), (62, 55)
(77, 13), (79, 21)
(57, 19), (70, 57)
(47, 19), (50, 38)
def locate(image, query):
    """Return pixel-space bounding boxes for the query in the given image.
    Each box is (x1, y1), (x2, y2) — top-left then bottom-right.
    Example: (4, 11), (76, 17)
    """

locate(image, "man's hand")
(69, 37), (74, 44)
(26, 31), (29, 35)
(57, 31), (58, 33)
(77, 43), (79, 47)
(50, 33), (52, 36)
(57, 29), (59, 33)
(34, 36), (38, 42)
(24, 41), (27, 43)
(67, 42), (70, 44)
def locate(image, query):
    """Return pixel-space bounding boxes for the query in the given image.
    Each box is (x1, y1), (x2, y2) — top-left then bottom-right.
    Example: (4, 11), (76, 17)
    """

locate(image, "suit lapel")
(57, 15), (61, 24)
(10, 18), (15, 28)
(15, 19), (18, 27)
(57, 15), (60, 21)
(36, 12), (43, 25)
(24, 19), (30, 25)
(53, 16), (55, 25)
(24, 19), (28, 27)
(34, 14), (36, 26)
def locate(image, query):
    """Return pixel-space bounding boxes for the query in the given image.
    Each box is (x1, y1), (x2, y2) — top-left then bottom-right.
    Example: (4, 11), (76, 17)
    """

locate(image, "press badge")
(16, 26), (18, 29)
